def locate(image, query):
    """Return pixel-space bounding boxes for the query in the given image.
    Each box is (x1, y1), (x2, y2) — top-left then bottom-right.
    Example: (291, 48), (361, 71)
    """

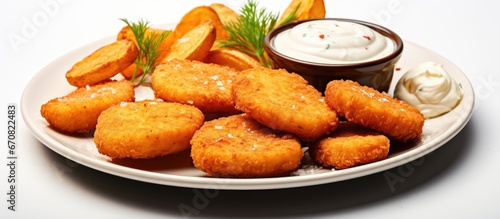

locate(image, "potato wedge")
(117, 26), (174, 55)
(41, 80), (135, 133)
(162, 20), (216, 62)
(209, 3), (240, 25)
(66, 40), (138, 87)
(172, 6), (228, 42)
(120, 63), (142, 79)
(117, 26), (175, 79)
(277, 0), (326, 25)
(206, 48), (261, 71)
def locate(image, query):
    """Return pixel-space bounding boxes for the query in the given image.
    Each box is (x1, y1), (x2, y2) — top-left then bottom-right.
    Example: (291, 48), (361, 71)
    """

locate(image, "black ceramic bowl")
(265, 18), (404, 93)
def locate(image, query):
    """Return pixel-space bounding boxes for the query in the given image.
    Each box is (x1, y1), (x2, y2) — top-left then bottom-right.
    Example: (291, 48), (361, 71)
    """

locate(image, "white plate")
(20, 36), (474, 190)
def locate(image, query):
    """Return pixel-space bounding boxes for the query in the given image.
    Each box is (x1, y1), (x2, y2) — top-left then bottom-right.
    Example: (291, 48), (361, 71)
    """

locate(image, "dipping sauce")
(272, 20), (396, 64)
(394, 62), (463, 119)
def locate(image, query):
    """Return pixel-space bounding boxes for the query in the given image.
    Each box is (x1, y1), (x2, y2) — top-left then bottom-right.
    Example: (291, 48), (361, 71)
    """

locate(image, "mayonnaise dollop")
(272, 20), (395, 64)
(394, 62), (463, 119)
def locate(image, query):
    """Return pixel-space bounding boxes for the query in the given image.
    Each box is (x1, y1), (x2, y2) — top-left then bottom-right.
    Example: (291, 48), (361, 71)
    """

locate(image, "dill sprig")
(218, 0), (297, 68)
(120, 18), (169, 85)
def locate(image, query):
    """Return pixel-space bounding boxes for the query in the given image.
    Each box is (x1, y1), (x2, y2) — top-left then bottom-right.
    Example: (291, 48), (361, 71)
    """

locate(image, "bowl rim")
(264, 18), (404, 68)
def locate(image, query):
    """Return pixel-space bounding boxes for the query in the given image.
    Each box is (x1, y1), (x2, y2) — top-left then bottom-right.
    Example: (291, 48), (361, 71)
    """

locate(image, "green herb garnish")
(120, 18), (169, 85)
(218, 0), (298, 68)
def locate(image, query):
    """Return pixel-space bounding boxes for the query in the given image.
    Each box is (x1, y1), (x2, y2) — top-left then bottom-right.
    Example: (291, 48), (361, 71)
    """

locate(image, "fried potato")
(325, 80), (424, 142)
(117, 26), (174, 53)
(162, 20), (216, 62)
(172, 6), (228, 42)
(309, 122), (390, 170)
(120, 63), (142, 80)
(190, 114), (303, 177)
(205, 48), (261, 71)
(117, 26), (175, 79)
(232, 67), (338, 142)
(152, 59), (239, 114)
(65, 40), (138, 87)
(40, 80), (135, 133)
(277, 0), (326, 25)
(94, 101), (204, 159)
(209, 3), (240, 25)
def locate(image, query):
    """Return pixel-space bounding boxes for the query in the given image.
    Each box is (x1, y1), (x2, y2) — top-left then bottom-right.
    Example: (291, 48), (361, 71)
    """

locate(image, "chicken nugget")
(190, 114), (303, 178)
(40, 80), (135, 133)
(231, 67), (338, 142)
(94, 101), (204, 159)
(66, 40), (138, 87)
(325, 80), (424, 142)
(152, 59), (239, 114)
(309, 122), (390, 170)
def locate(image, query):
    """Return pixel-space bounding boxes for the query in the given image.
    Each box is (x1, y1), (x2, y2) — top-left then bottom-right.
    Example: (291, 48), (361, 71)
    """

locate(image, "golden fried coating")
(309, 122), (390, 170)
(65, 40), (138, 87)
(151, 59), (240, 114)
(231, 67), (338, 142)
(94, 101), (204, 159)
(325, 80), (424, 142)
(190, 114), (303, 178)
(40, 80), (135, 133)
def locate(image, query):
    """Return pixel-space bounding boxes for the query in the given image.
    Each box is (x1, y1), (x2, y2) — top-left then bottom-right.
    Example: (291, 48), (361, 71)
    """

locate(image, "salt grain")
(378, 97), (389, 102)
(292, 165), (324, 176)
(360, 89), (374, 97)
(209, 75), (219, 80)
(178, 37), (189, 43)
(252, 143), (258, 150)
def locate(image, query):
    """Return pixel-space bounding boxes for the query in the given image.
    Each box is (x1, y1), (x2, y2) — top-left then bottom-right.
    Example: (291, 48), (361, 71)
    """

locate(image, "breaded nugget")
(66, 39), (138, 87)
(325, 80), (424, 142)
(40, 80), (135, 133)
(309, 122), (390, 170)
(94, 101), (204, 159)
(231, 67), (338, 142)
(190, 114), (303, 177)
(152, 59), (239, 114)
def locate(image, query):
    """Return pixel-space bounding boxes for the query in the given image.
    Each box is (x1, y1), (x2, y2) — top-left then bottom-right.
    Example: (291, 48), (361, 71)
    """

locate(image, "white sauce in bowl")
(272, 20), (396, 64)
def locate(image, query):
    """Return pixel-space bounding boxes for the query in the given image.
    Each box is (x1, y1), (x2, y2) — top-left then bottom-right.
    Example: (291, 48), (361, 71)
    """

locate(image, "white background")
(1, 0), (500, 218)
